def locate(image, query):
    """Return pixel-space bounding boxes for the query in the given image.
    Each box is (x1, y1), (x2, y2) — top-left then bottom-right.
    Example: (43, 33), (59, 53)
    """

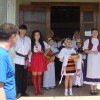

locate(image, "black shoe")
(21, 92), (29, 96)
(76, 85), (81, 88)
(73, 85), (77, 87)
(90, 90), (94, 95)
(45, 87), (50, 90)
(94, 90), (98, 95)
(73, 85), (80, 88)
(16, 93), (22, 99)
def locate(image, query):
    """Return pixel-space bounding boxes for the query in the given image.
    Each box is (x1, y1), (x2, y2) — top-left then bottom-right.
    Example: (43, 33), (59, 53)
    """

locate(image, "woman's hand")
(89, 51), (98, 55)
(28, 62), (31, 66)
(84, 49), (98, 55)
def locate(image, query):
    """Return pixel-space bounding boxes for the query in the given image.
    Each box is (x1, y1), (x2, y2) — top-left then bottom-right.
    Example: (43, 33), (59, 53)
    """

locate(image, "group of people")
(0, 23), (100, 100)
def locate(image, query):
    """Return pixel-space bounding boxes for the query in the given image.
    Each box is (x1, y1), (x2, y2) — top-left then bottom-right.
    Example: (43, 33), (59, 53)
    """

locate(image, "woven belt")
(16, 51), (28, 58)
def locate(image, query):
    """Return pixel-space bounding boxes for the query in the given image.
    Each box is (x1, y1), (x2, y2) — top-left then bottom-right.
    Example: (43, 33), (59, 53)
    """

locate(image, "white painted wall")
(0, 0), (16, 25)
(0, 0), (7, 25)
(7, 0), (16, 24)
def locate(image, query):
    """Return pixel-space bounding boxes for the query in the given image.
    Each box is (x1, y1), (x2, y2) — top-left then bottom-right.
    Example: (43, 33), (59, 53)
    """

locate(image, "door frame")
(19, 2), (99, 43)
(19, 2), (99, 85)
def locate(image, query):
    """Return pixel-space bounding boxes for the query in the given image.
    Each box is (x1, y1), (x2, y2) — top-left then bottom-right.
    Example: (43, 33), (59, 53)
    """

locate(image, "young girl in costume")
(29, 30), (50, 95)
(58, 38), (78, 96)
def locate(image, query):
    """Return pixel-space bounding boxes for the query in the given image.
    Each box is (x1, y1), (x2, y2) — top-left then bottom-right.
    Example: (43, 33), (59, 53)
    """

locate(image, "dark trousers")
(15, 64), (28, 93)
(55, 57), (62, 80)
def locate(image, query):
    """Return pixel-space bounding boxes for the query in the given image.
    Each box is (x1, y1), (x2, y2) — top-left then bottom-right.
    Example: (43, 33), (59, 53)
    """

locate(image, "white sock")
(69, 88), (73, 96)
(94, 85), (97, 91)
(64, 89), (68, 96)
(65, 89), (68, 92)
(91, 85), (93, 91)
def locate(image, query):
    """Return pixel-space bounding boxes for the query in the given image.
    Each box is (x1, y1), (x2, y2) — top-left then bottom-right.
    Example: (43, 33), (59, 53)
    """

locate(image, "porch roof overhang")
(19, 0), (100, 3)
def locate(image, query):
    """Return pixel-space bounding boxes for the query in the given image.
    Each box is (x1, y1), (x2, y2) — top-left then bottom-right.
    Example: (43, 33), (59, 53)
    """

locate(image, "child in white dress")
(58, 38), (79, 96)
(74, 40), (84, 86)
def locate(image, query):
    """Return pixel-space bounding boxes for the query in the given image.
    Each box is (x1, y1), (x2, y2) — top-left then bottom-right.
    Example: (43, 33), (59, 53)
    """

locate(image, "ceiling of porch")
(19, 0), (100, 3)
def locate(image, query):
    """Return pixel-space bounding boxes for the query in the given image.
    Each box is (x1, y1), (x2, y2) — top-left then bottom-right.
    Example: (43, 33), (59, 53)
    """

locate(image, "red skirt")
(28, 52), (47, 72)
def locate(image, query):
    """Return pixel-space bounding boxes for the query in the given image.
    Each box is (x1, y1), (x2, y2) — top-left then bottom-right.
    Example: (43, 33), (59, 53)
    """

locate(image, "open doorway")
(50, 6), (80, 80)
(51, 6), (80, 39)
(19, 3), (98, 86)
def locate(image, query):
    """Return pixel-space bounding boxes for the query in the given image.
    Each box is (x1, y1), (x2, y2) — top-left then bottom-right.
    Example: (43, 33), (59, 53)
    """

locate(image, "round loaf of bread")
(70, 54), (80, 60)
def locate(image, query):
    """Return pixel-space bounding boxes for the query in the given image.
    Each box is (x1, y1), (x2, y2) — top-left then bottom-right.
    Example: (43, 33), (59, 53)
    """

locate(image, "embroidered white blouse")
(34, 41), (50, 52)
(13, 35), (31, 65)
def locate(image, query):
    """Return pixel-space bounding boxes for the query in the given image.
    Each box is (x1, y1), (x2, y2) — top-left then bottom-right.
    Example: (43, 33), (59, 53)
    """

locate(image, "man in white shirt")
(13, 25), (31, 99)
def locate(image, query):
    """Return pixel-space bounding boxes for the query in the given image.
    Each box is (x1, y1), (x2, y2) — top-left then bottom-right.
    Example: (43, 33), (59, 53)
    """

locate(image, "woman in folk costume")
(58, 38), (79, 96)
(83, 28), (100, 95)
(43, 38), (59, 89)
(28, 30), (50, 95)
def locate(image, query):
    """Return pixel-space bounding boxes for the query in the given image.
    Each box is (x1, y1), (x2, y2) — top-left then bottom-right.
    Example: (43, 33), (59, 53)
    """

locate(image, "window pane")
(84, 24), (93, 31)
(83, 11), (93, 22)
(24, 11), (46, 21)
(83, 24), (93, 41)
(24, 23), (46, 39)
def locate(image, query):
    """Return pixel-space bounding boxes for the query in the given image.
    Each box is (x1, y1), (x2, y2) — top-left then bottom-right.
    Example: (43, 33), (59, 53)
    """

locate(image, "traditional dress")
(71, 38), (77, 85)
(58, 48), (76, 84)
(72, 48), (84, 86)
(43, 46), (59, 88)
(73, 53), (84, 86)
(72, 38), (84, 86)
(83, 38), (100, 85)
(29, 41), (49, 72)
(14, 35), (31, 95)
